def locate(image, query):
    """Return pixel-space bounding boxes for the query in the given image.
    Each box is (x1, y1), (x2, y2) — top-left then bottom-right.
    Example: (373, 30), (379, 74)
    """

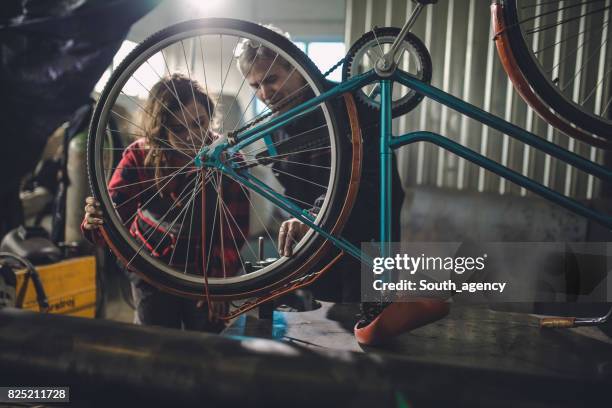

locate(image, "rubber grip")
(539, 317), (576, 328)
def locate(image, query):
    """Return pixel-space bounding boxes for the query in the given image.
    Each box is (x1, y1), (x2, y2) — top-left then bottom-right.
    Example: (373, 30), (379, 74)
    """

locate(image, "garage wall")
(345, 0), (611, 200)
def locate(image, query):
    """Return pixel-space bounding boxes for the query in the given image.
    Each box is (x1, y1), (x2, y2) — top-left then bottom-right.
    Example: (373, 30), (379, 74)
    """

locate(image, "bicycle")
(87, 0), (612, 326)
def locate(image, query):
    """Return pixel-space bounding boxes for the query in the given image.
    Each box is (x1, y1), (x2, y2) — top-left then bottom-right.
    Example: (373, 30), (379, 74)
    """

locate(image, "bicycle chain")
(230, 56), (346, 139)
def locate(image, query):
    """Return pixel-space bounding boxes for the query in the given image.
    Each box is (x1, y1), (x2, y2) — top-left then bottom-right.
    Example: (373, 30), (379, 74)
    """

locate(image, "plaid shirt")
(83, 138), (250, 278)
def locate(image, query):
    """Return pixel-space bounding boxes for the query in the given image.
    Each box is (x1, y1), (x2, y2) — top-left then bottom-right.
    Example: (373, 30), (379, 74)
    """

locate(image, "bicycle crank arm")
(376, 2), (426, 76)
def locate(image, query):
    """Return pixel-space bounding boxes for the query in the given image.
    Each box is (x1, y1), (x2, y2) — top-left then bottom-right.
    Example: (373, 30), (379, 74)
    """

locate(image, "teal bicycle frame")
(198, 69), (612, 266)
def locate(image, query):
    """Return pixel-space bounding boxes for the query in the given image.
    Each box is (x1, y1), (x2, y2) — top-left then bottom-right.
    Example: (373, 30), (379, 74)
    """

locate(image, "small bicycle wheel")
(88, 18), (357, 298)
(342, 27), (432, 117)
(502, 0), (612, 143)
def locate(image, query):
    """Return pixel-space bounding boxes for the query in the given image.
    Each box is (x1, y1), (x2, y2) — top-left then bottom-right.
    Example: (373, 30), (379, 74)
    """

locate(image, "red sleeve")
(107, 147), (145, 223)
(81, 143), (148, 246)
(80, 218), (107, 246)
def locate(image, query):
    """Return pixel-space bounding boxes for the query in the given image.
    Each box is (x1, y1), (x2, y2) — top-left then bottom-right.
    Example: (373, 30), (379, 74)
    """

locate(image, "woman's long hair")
(141, 73), (215, 193)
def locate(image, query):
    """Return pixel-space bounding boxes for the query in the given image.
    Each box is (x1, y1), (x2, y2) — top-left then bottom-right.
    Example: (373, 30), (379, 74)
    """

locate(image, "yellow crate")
(15, 256), (97, 318)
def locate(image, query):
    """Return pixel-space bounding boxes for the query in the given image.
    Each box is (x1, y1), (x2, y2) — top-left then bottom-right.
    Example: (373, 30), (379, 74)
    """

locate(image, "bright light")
(308, 42), (345, 82)
(94, 40), (165, 98)
(184, 0), (223, 14)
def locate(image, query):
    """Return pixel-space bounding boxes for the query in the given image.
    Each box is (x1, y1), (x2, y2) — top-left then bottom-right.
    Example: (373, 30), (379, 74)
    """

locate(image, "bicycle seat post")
(375, 2), (428, 76)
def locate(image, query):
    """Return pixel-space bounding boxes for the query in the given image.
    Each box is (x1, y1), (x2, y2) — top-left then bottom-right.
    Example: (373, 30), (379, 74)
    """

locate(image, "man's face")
(245, 58), (307, 113)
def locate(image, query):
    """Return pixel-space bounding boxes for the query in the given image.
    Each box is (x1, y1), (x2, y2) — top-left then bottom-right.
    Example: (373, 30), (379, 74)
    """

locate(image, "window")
(305, 42), (345, 82)
(97, 39), (346, 109)
(94, 39), (166, 99)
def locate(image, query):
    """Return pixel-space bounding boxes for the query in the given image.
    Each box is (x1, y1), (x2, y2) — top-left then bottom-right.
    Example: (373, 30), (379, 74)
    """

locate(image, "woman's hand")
(278, 218), (309, 257)
(83, 196), (104, 230)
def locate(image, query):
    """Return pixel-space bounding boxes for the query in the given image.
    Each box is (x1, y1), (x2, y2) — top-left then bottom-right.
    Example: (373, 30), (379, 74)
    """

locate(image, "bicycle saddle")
(0, 226), (61, 265)
(354, 299), (449, 346)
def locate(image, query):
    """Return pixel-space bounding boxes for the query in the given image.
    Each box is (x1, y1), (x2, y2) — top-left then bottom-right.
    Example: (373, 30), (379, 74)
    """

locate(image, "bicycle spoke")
(105, 129), (146, 138)
(371, 28), (386, 61)
(236, 156), (332, 170)
(106, 166), (197, 170)
(125, 76), (205, 147)
(220, 43), (264, 133)
(117, 160), (208, 226)
(147, 176), (204, 260)
(209, 173), (257, 270)
(526, 5), (611, 35)
(198, 36), (213, 130)
(144, 60), (204, 130)
(239, 123), (328, 157)
(240, 145), (331, 160)
(161, 49), (200, 151)
(232, 52), (279, 132)
(113, 163), (195, 212)
(229, 175), (319, 249)
(110, 110), (194, 159)
(559, 39), (608, 91)
(581, 65), (612, 105)
(266, 166), (328, 189)
(236, 183), (279, 255)
(217, 36), (242, 134)
(182, 171), (201, 275)
(169, 171), (202, 266)
(135, 177), (202, 269)
(180, 40), (209, 147)
(534, 21), (609, 55)
(92, 22), (340, 294)
(233, 175), (320, 209)
(602, 94), (612, 117)
(109, 168), (195, 190)
(545, 32), (595, 76)
(243, 66), (298, 125)
(520, 0), (597, 9)
(124, 173), (201, 270)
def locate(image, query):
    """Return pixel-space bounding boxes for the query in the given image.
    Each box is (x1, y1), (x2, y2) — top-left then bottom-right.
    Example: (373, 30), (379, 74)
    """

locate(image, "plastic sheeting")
(0, 0), (160, 233)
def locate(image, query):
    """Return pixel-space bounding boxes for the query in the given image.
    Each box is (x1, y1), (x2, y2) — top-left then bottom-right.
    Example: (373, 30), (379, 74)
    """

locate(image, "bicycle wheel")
(88, 18), (357, 298)
(502, 0), (612, 143)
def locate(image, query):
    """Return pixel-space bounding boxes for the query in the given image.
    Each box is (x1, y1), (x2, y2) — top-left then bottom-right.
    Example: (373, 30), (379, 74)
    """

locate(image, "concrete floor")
(224, 301), (612, 379)
(99, 255), (612, 382)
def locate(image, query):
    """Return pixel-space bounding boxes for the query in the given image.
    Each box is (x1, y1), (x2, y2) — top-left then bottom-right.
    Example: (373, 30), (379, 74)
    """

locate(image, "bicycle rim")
(503, 0), (612, 142)
(88, 19), (354, 297)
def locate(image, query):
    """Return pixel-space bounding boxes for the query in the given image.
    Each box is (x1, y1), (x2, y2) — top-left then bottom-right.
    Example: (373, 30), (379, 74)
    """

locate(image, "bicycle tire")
(502, 0), (612, 144)
(88, 18), (357, 298)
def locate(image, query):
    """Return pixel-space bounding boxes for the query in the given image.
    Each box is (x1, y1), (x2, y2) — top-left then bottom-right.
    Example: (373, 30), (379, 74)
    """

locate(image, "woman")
(83, 73), (249, 332)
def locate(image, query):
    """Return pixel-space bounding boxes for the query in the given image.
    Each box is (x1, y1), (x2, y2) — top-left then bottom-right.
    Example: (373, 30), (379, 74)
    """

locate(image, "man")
(236, 28), (448, 342)
(237, 35), (331, 209)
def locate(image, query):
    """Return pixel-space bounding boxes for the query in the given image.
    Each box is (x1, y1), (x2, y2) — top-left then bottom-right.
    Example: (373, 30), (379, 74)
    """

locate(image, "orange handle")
(539, 317), (576, 328)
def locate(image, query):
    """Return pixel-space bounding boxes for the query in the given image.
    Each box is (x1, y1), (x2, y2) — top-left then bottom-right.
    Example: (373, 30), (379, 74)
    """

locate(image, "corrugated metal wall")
(345, 0), (610, 199)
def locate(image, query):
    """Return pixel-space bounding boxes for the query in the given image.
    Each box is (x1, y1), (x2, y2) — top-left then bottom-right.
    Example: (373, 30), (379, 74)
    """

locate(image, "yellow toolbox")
(16, 256), (97, 318)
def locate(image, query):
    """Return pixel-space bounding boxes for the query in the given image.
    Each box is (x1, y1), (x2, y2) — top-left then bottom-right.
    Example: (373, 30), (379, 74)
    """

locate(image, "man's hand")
(83, 196), (104, 230)
(278, 218), (309, 257)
